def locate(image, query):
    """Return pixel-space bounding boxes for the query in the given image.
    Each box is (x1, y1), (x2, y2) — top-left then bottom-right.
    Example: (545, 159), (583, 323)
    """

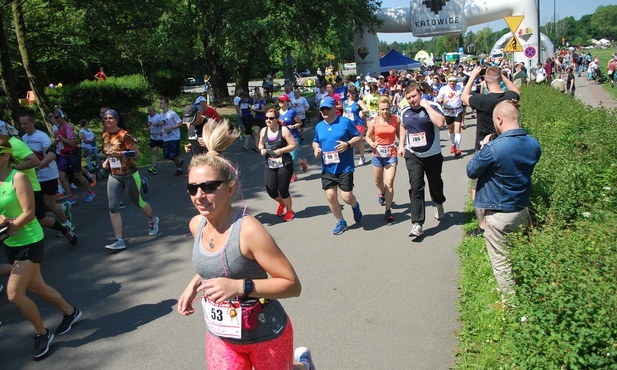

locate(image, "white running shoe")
(357, 157), (366, 166)
(408, 223), (423, 238)
(434, 204), (444, 220)
(148, 216), (160, 236)
(105, 239), (126, 250)
(294, 347), (315, 370)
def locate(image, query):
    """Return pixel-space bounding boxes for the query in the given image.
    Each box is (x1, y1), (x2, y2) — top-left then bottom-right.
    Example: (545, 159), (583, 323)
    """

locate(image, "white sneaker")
(294, 347), (315, 370)
(70, 183), (78, 190)
(408, 223), (423, 238)
(148, 216), (160, 236)
(105, 239), (126, 250)
(357, 157), (366, 166)
(434, 204), (444, 220)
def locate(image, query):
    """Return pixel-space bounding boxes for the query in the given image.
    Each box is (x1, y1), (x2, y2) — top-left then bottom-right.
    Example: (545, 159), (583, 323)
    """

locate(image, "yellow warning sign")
(504, 15), (524, 32)
(504, 35), (523, 52)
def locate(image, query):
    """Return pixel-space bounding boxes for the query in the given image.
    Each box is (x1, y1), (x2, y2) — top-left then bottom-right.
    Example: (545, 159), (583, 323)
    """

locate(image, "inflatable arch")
(353, 0), (553, 76)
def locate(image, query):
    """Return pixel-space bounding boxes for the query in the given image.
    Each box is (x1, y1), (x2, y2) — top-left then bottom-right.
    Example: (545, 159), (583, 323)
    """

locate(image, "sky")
(376, 0), (613, 44)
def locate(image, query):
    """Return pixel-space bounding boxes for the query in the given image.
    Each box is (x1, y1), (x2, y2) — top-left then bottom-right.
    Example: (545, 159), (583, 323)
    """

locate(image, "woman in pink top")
(365, 96), (400, 222)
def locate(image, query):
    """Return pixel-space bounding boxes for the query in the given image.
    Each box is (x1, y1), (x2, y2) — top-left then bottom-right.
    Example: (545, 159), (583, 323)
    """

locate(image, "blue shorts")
(163, 140), (180, 159)
(57, 154), (82, 173)
(371, 156), (397, 168)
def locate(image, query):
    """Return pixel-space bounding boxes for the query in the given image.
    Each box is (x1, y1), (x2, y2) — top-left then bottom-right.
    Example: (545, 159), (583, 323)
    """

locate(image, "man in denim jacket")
(466, 100), (541, 295)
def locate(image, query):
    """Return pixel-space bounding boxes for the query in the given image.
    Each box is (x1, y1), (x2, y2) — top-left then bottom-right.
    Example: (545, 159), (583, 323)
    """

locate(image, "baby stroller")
(591, 67), (607, 84)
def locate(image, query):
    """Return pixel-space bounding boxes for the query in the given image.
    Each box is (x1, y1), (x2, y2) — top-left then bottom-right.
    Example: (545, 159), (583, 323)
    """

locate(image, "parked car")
(185, 77), (198, 86)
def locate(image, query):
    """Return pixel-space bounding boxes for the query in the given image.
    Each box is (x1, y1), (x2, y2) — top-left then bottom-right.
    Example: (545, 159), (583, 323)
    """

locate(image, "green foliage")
(456, 86), (617, 369)
(46, 75), (150, 119)
(148, 69), (184, 99)
(591, 5), (617, 40)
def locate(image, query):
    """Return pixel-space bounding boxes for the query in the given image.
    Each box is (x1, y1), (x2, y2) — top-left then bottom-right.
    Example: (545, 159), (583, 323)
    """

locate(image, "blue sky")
(377, 0), (613, 43)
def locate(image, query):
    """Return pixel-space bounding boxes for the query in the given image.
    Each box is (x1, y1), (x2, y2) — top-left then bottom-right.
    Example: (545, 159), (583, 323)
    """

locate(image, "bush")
(148, 69), (184, 98)
(456, 85), (617, 369)
(46, 74), (150, 119)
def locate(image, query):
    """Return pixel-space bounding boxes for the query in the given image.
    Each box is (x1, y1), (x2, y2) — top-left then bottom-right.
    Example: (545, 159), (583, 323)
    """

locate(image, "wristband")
(346, 142), (351, 148)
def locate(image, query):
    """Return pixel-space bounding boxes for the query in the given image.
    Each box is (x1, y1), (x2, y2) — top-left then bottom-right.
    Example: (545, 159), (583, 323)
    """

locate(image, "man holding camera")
(461, 65), (520, 237)
(466, 100), (541, 295)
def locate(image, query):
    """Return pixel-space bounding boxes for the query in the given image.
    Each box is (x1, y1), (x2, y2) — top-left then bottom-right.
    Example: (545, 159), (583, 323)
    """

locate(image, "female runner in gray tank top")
(177, 119), (315, 370)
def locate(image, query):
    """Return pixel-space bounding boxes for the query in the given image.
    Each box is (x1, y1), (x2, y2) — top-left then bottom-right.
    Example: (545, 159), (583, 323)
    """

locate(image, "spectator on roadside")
(461, 65), (521, 238)
(159, 98), (184, 176)
(511, 63), (528, 88)
(565, 67), (576, 95)
(79, 119), (103, 171)
(94, 66), (106, 81)
(466, 100), (541, 296)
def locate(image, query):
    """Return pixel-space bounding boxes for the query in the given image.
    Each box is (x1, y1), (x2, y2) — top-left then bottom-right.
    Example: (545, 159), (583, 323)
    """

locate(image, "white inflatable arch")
(354, 0), (553, 76)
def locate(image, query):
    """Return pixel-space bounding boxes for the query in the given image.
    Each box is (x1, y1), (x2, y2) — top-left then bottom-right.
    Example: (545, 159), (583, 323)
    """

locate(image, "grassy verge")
(455, 85), (617, 369)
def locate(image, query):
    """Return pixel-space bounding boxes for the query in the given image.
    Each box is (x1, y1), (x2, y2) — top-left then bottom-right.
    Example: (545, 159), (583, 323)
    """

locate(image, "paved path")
(0, 115), (476, 368)
(1, 77), (612, 368)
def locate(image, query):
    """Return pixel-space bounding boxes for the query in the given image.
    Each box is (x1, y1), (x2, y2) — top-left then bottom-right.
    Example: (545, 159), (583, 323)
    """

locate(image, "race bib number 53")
(202, 299), (242, 339)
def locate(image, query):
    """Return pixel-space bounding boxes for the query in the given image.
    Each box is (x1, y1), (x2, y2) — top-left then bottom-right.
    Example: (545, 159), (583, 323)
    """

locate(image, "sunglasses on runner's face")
(320, 107), (331, 112)
(265, 116), (277, 120)
(187, 181), (225, 195)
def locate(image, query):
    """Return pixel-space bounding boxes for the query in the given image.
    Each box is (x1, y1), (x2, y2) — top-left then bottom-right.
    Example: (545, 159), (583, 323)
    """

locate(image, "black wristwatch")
(242, 278), (254, 299)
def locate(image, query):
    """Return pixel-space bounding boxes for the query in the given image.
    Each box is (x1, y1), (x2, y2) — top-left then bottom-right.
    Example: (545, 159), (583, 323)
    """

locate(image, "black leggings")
(265, 163), (294, 200)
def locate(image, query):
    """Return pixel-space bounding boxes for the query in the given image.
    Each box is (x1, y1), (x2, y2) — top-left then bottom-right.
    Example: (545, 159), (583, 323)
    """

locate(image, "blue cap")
(319, 97), (335, 110)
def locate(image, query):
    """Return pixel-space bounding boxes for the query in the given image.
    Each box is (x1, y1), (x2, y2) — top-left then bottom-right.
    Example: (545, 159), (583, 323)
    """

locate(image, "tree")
(11, 0), (53, 133)
(0, 6), (20, 125)
(590, 5), (617, 40)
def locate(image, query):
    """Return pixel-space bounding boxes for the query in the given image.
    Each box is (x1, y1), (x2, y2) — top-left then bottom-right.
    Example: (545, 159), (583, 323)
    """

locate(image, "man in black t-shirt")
(461, 65), (521, 236)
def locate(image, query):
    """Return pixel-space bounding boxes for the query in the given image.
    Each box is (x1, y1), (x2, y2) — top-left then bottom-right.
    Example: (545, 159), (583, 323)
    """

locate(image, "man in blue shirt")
(466, 100), (541, 295)
(313, 97), (363, 235)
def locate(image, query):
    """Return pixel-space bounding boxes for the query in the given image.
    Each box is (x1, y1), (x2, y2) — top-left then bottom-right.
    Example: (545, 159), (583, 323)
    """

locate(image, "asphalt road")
(0, 116), (476, 369)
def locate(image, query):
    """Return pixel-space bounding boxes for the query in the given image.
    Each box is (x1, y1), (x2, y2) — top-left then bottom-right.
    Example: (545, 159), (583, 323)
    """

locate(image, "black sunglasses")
(320, 107), (331, 112)
(265, 117), (277, 120)
(187, 180), (225, 195)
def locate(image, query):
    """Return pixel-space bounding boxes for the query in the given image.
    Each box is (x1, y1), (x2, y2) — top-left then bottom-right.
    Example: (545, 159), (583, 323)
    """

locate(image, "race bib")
(267, 157), (284, 169)
(343, 112), (354, 120)
(369, 111), (378, 118)
(444, 108), (459, 117)
(240, 103), (249, 110)
(375, 144), (393, 158)
(409, 132), (427, 148)
(202, 299), (242, 339)
(252, 104), (260, 110)
(109, 157), (122, 169)
(322, 151), (340, 164)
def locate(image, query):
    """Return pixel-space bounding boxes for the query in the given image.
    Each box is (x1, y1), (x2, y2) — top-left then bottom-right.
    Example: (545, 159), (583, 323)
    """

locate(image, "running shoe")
(55, 307), (82, 335)
(119, 201), (126, 209)
(32, 329), (54, 360)
(301, 160), (308, 173)
(294, 347), (315, 370)
(56, 192), (67, 200)
(276, 203), (286, 217)
(84, 192), (96, 203)
(284, 210), (295, 222)
(290, 174), (297, 183)
(434, 204), (444, 221)
(352, 202), (363, 223)
(148, 216), (160, 236)
(357, 157), (366, 166)
(455, 149), (462, 157)
(242, 144), (249, 151)
(239, 136), (244, 142)
(64, 227), (78, 246)
(70, 183), (78, 190)
(378, 192), (385, 206)
(174, 169), (183, 177)
(105, 239), (126, 250)
(141, 177), (149, 194)
(67, 196), (76, 205)
(450, 144), (456, 154)
(333, 220), (348, 235)
(62, 201), (72, 223)
(0, 283), (3, 294)
(147, 166), (157, 174)
(385, 209), (394, 223)
(408, 223), (423, 238)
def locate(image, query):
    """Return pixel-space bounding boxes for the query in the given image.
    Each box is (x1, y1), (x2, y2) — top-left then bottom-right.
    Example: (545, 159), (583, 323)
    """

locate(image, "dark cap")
(183, 104), (203, 124)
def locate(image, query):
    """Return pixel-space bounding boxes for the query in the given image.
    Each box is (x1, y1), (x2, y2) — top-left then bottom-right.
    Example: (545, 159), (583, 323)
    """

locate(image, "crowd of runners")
(8, 47), (615, 365)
